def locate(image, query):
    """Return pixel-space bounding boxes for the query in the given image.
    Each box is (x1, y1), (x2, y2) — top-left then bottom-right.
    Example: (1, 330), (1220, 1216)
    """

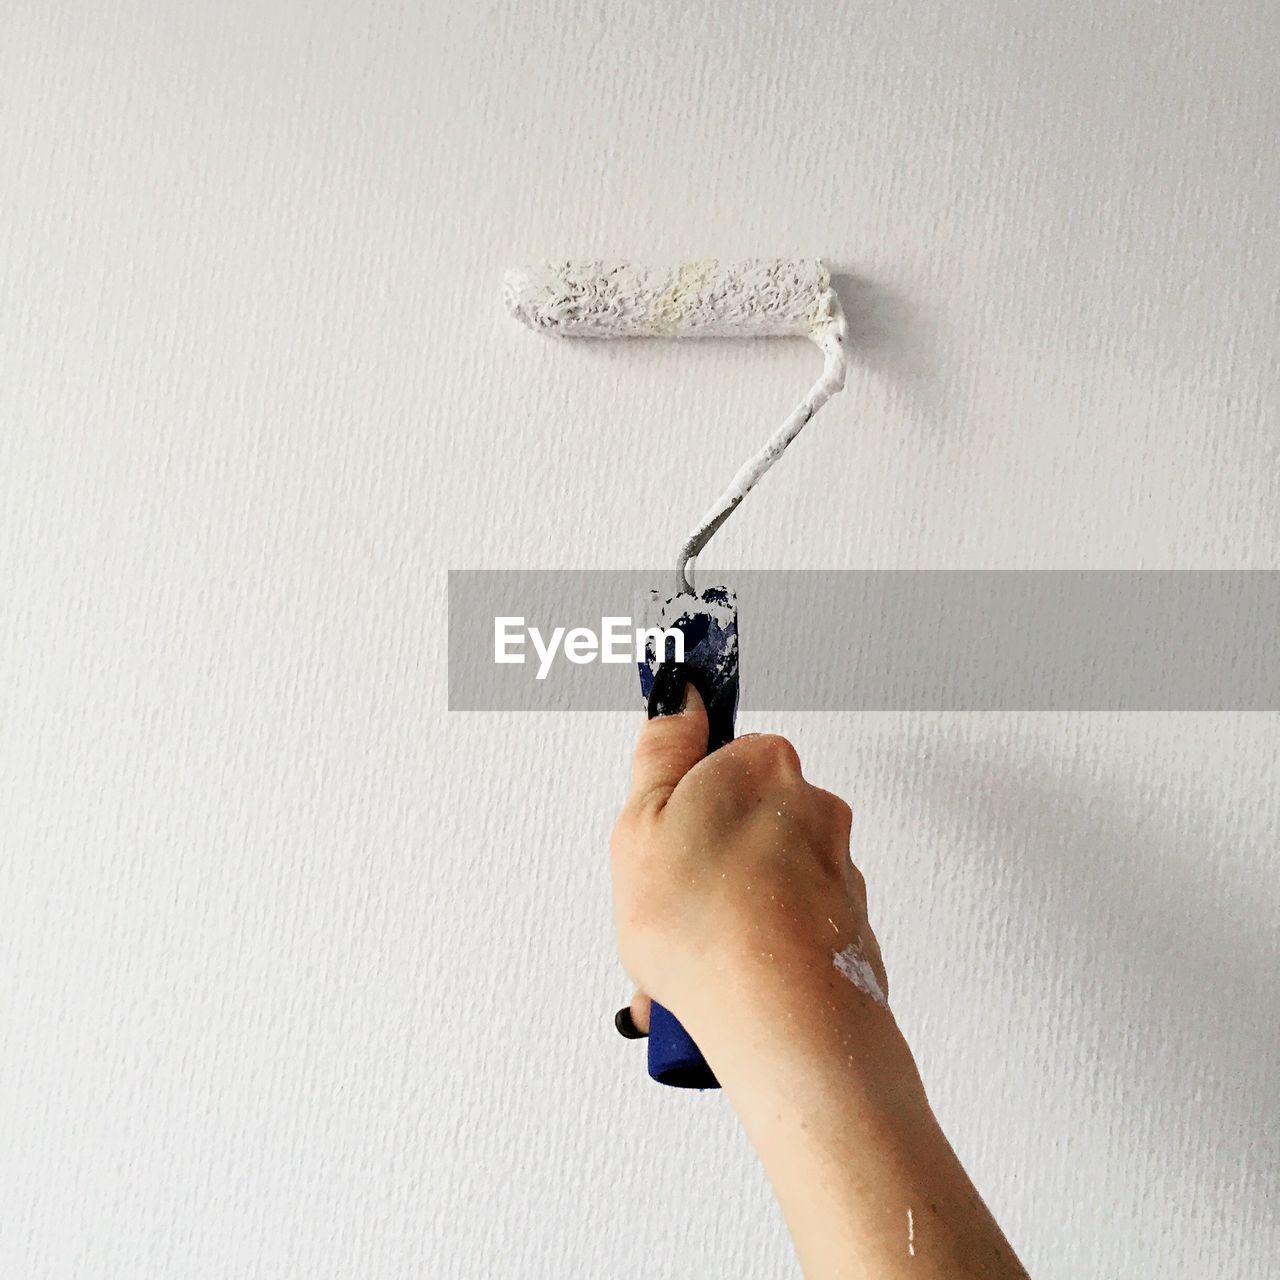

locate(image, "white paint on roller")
(908, 1207), (916, 1257)
(833, 940), (888, 1008)
(503, 259), (831, 338)
(503, 259), (849, 592)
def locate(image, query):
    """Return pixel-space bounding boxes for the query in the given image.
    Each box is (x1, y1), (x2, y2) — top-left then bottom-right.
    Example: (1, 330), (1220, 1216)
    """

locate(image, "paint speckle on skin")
(833, 941), (888, 1008)
(908, 1207), (915, 1257)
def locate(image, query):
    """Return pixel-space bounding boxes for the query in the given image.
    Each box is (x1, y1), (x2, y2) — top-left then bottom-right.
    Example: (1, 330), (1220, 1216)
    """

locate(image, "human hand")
(609, 665), (887, 1046)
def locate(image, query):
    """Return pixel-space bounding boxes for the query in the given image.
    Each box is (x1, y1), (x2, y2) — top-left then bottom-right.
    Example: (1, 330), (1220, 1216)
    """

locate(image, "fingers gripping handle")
(637, 587), (739, 1090)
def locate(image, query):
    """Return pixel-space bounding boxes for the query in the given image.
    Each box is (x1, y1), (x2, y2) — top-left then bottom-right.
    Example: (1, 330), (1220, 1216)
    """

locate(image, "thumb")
(626, 665), (709, 817)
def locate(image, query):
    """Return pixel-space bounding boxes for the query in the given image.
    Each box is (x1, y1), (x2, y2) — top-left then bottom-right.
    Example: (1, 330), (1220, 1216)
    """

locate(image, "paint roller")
(504, 259), (849, 1088)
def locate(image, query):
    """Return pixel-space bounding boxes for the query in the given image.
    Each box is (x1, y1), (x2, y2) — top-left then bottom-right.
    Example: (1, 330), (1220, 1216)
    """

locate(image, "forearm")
(613, 702), (1027, 1276)
(684, 948), (1029, 1280)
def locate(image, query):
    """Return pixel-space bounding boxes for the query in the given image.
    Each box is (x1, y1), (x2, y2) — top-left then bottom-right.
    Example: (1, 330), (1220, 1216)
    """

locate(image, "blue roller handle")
(638, 588), (739, 1090)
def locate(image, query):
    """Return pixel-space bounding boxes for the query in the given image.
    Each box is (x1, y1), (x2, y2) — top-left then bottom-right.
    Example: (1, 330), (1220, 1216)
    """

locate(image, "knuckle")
(623, 780), (674, 823)
(742, 733), (802, 774)
(806, 784), (853, 832)
(827, 793), (853, 828)
(630, 734), (669, 775)
(637, 712), (697, 758)
(847, 859), (867, 896)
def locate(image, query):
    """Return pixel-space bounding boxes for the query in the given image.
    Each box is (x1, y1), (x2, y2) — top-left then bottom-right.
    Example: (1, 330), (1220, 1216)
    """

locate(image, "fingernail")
(614, 1006), (647, 1039)
(647, 662), (689, 719)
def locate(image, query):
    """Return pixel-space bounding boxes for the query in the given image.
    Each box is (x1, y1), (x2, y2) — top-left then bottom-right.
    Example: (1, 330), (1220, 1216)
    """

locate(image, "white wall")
(3, 3), (1277, 1277)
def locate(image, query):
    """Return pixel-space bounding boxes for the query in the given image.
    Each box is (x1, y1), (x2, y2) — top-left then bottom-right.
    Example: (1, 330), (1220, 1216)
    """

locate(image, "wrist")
(677, 932), (925, 1118)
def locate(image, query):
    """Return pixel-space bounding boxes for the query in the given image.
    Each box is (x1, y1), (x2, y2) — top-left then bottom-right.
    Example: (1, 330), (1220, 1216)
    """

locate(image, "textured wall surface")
(3, 3), (1278, 1278)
